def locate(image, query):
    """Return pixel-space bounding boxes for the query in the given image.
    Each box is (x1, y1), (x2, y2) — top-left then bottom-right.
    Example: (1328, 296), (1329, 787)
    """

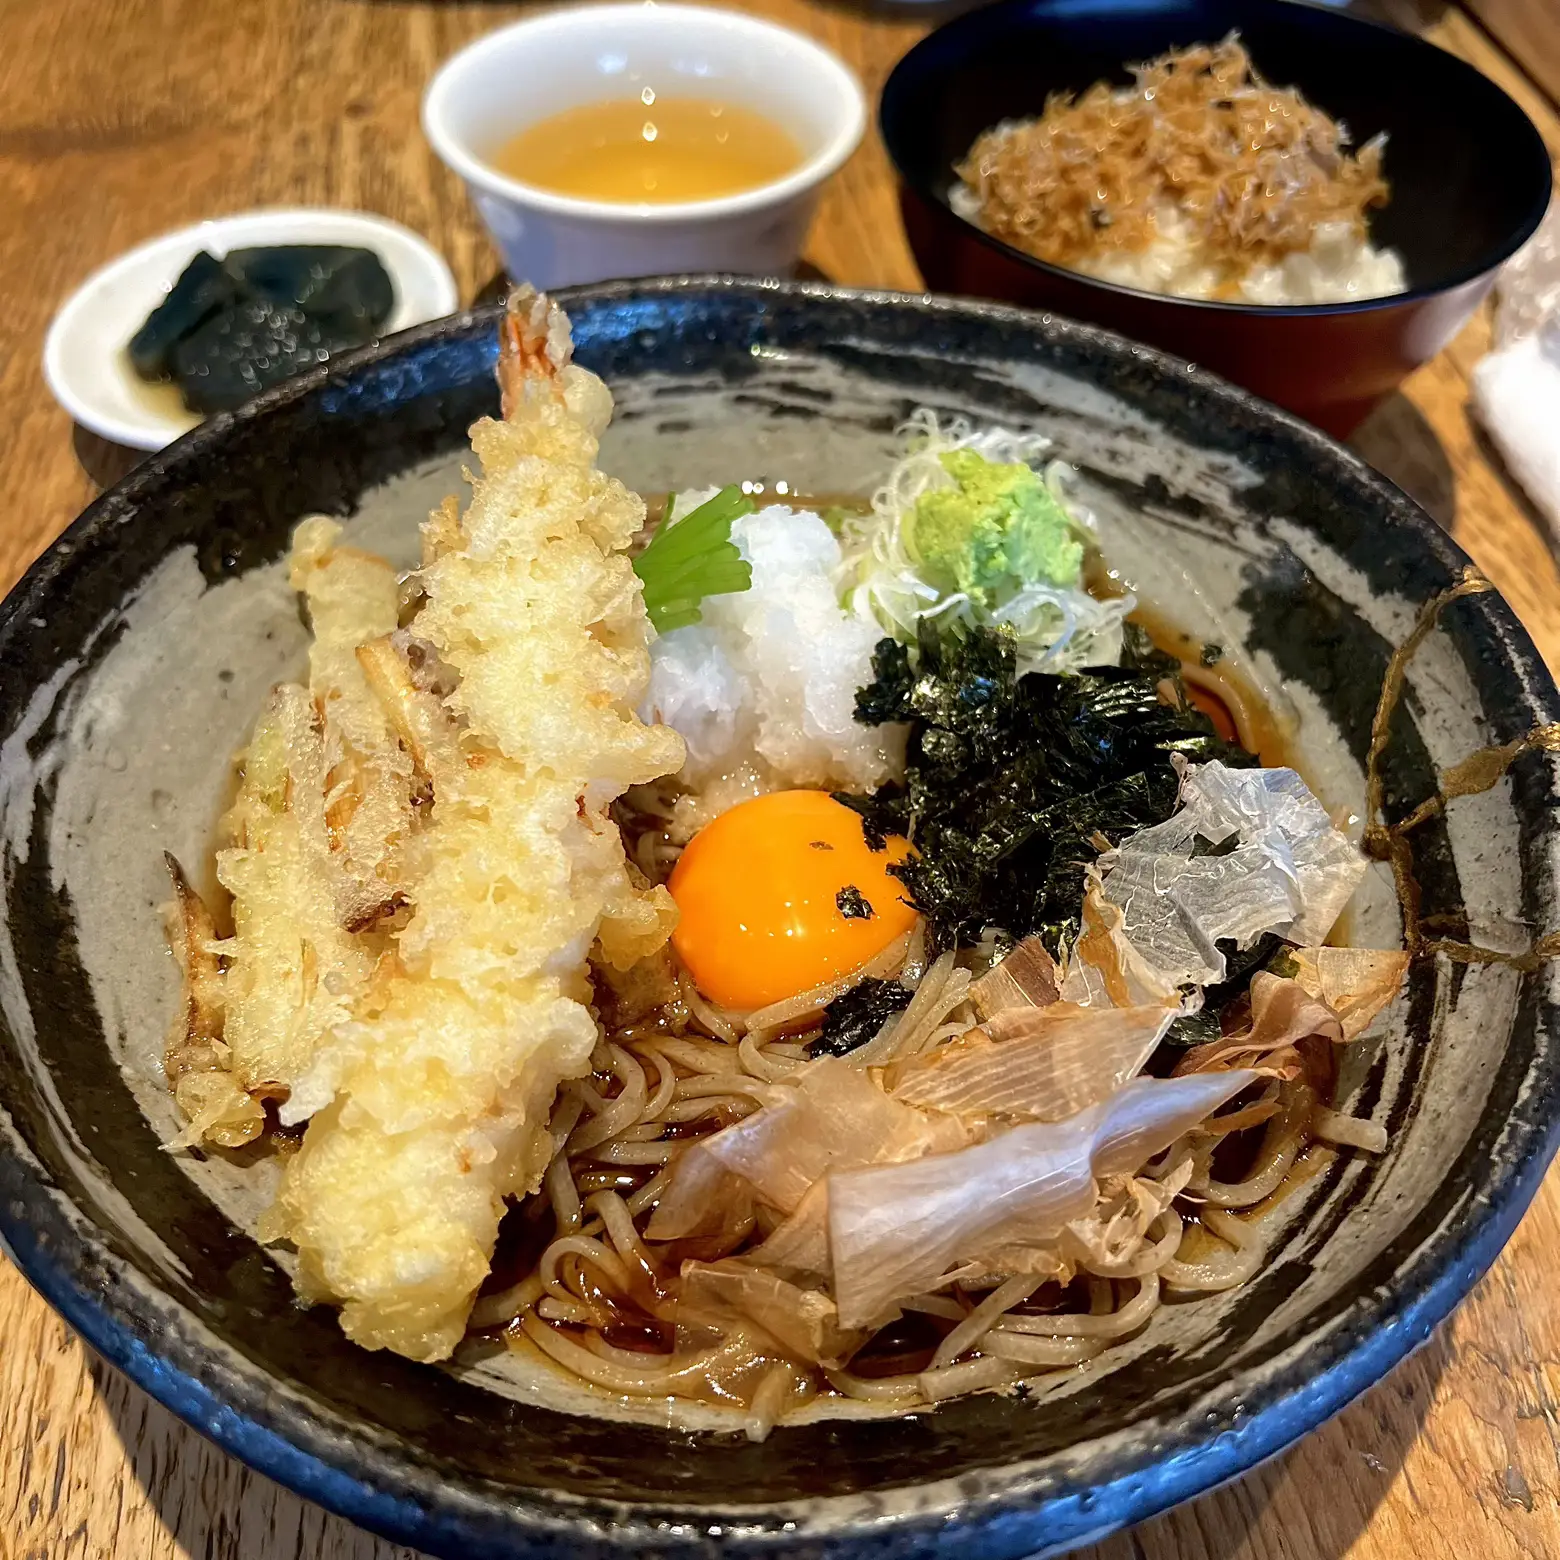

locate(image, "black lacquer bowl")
(881, 0), (1553, 437)
(3, 278), (1560, 1559)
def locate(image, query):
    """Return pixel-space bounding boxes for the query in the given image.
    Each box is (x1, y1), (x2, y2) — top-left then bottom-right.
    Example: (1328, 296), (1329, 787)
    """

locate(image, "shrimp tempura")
(170, 287), (684, 1360)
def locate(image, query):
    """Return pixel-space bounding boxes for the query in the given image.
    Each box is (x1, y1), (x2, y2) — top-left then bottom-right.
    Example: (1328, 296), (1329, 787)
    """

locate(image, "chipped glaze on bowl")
(2, 278), (1559, 1558)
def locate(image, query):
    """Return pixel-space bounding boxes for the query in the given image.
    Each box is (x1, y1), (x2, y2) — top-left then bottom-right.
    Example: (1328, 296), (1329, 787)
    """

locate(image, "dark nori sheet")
(836, 621), (1253, 956)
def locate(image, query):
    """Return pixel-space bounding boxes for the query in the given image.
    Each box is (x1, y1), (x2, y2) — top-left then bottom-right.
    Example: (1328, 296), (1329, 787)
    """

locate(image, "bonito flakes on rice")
(952, 35), (1406, 306)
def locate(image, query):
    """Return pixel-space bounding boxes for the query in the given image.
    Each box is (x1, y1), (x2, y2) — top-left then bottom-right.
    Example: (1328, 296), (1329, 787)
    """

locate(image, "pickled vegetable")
(128, 244), (396, 414)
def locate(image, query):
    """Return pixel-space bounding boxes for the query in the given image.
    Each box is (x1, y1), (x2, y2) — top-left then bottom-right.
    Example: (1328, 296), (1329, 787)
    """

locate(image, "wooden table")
(1, 1), (1557, 1556)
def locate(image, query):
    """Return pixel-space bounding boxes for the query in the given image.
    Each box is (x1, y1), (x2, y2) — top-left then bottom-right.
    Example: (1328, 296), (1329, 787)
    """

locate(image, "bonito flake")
(1097, 760), (1366, 988)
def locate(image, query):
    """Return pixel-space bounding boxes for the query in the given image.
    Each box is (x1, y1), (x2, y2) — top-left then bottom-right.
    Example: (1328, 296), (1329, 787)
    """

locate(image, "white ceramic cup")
(422, 3), (867, 289)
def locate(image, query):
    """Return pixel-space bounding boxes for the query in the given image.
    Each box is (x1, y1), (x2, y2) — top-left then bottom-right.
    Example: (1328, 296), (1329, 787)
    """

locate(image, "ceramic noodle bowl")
(1, 280), (1558, 1559)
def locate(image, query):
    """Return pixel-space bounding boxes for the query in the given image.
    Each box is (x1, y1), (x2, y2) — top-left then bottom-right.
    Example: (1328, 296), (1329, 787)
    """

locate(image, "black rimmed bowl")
(3, 277), (1560, 1558)
(881, 0), (1553, 437)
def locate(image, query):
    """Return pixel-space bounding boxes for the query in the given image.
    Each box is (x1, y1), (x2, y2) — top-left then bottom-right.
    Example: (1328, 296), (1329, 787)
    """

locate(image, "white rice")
(951, 186), (1405, 306)
(641, 494), (905, 797)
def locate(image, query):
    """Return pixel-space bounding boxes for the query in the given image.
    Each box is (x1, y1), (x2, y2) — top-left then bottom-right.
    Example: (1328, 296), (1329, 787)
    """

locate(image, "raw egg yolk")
(668, 789), (918, 1012)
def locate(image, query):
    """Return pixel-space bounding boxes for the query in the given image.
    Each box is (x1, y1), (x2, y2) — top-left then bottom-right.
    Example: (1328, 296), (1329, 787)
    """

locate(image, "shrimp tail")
(497, 284), (569, 421)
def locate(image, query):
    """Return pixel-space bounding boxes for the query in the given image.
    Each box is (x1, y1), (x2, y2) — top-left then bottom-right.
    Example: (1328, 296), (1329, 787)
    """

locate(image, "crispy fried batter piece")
(213, 285), (686, 1360)
(163, 520), (417, 1153)
(213, 683), (385, 1106)
(289, 518), (417, 923)
(162, 854), (263, 1150)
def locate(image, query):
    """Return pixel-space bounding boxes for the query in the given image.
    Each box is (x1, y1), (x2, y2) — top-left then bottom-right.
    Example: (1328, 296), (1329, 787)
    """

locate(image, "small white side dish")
(43, 209), (460, 452)
(422, 3), (867, 289)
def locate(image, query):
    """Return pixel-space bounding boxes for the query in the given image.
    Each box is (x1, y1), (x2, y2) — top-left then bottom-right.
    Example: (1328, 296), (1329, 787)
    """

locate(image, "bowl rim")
(421, 2), (868, 226)
(880, 0), (1555, 318)
(4, 275), (1560, 1557)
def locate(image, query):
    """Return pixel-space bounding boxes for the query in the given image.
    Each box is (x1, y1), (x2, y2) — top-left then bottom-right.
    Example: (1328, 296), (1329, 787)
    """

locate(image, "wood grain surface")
(1465, 0), (1560, 105)
(1, 2), (1558, 1558)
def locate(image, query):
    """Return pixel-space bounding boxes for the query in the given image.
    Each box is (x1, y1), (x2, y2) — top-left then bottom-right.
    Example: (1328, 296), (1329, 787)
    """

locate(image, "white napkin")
(1472, 201), (1560, 530)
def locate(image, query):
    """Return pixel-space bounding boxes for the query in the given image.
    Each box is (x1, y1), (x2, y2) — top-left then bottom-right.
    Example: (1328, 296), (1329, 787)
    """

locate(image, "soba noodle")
(479, 797), (1335, 1436)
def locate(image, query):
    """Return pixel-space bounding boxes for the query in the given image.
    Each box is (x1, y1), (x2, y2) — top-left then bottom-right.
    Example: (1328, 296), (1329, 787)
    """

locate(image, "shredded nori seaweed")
(836, 620), (1253, 955)
(808, 978), (914, 1058)
(835, 885), (875, 920)
(1154, 933), (1290, 1060)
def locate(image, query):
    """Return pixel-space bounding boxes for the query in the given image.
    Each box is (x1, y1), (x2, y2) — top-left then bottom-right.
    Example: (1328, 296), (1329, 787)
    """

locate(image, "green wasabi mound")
(908, 450), (1084, 605)
(835, 410), (1132, 673)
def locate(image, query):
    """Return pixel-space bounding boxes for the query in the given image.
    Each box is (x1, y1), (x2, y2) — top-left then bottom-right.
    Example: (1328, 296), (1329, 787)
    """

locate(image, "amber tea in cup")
(490, 92), (802, 203)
